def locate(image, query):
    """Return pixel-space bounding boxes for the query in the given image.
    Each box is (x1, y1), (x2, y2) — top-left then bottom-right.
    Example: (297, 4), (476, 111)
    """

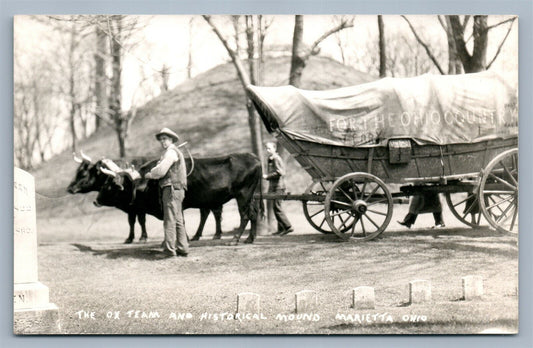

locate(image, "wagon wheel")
(325, 173), (393, 241)
(302, 181), (355, 234)
(479, 148), (518, 235)
(445, 191), (484, 228)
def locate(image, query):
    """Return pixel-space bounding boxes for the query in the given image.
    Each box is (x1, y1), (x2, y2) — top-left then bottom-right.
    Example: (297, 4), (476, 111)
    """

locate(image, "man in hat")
(145, 128), (189, 257)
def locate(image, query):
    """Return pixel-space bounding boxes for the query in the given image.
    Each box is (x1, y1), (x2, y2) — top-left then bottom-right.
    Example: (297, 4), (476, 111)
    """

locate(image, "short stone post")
(409, 280), (431, 304)
(237, 292), (260, 314)
(352, 286), (375, 309)
(462, 275), (484, 300)
(295, 290), (317, 313)
(14, 168), (60, 334)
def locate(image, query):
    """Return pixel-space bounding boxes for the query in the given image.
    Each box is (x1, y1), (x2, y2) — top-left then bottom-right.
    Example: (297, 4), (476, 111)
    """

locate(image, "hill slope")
(33, 56), (375, 216)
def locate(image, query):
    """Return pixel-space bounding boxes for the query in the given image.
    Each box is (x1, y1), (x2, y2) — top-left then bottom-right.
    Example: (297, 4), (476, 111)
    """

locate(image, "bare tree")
(159, 63), (170, 92)
(14, 54), (59, 169)
(402, 15), (446, 75)
(256, 15), (273, 84)
(203, 15), (265, 159)
(90, 15), (144, 157)
(94, 20), (108, 130)
(186, 17), (195, 79)
(404, 15), (516, 74)
(289, 15), (355, 87)
(378, 15), (386, 78)
(438, 15), (463, 74)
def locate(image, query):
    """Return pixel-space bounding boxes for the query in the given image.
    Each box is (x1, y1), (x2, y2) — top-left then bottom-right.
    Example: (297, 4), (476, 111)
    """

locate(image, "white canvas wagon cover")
(247, 71), (518, 147)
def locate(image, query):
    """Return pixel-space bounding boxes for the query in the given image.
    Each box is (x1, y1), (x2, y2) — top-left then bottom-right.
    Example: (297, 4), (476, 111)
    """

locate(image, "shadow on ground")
(70, 225), (516, 260)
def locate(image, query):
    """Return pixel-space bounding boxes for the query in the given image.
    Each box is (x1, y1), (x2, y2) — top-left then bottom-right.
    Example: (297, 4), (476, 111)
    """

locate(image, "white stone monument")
(352, 286), (376, 309)
(462, 275), (484, 300)
(295, 290), (318, 313)
(236, 292), (261, 314)
(409, 279), (431, 304)
(14, 167), (60, 334)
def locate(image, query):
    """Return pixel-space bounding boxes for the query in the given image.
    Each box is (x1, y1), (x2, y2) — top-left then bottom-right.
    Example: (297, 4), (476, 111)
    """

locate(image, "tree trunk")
(68, 23), (77, 152)
(203, 15), (263, 160)
(94, 25), (107, 130)
(378, 15), (386, 78)
(245, 15), (263, 162)
(289, 15), (305, 87)
(449, 15), (488, 73)
(109, 17), (126, 158)
(444, 16), (462, 74)
(187, 17), (194, 79)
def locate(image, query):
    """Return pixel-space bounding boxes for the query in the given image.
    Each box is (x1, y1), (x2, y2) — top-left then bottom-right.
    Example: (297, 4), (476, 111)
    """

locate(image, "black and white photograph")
(13, 14), (519, 335)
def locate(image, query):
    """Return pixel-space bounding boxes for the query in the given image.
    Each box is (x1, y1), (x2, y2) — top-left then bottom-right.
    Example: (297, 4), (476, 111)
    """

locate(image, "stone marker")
(295, 290), (317, 313)
(352, 286), (375, 309)
(14, 167), (60, 334)
(409, 280), (431, 304)
(237, 292), (260, 314)
(462, 275), (484, 300)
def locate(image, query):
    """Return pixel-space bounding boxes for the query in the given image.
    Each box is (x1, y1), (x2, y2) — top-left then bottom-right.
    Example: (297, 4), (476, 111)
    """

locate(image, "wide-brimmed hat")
(155, 128), (179, 142)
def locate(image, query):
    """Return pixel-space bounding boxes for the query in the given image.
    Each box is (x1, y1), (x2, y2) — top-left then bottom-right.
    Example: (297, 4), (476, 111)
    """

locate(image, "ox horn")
(73, 152), (83, 163)
(100, 167), (117, 178)
(80, 150), (92, 163)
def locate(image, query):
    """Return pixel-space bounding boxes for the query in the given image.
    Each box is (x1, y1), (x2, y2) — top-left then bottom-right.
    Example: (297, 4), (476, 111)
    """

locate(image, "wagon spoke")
(329, 209), (351, 217)
(359, 216), (366, 237)
(488, 173), (516, 191)
(364, 185), (380, 202)
(363, 213), (380, 229)
(501, 161), (518, 187)
(510, 199), (518, 231)
(319, 218), (326, 229)
(462, 197), (477, 216)
(350, 180), (359, 200)
(495, 201), (514, 224)
(360, 180), (368, 199)
(337, 213), (349, 231)
(330, 200), (353, 208)
(338, 187), (355, 203)
(367, 198), (388, 207)
(309, 208), (325, 219)
(487, 195), (505, 216)
(366, 208), (387, 216)
(476, 212), (482, 225)
(486, 195), (514, 213)
(452, 194), (473, 208)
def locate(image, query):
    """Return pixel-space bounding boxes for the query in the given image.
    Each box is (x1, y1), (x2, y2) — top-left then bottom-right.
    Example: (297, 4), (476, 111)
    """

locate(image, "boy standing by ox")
(263, 141), (294, 236)
(145, 128), (189, 257)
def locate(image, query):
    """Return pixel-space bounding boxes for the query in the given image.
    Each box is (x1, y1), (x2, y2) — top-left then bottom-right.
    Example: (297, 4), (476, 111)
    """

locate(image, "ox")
(96, 153), (263, 245)
(67, 152), (222, 243)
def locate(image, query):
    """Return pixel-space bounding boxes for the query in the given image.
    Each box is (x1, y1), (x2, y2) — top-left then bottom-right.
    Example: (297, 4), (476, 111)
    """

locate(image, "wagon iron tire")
(445, 192), (484, 228)
(302, 181), (355, 234)
(325, 173), (393, 242)
(478, 148), (518, 235)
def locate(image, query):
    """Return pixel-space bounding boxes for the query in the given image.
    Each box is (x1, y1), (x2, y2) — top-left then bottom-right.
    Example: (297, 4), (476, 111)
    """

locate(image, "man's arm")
(264, 155), (285, 180)
(145, 149), (178, 179)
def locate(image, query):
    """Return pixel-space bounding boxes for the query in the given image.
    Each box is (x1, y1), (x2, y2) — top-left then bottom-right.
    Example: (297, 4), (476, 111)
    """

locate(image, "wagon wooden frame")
(249, 89), (518, 242)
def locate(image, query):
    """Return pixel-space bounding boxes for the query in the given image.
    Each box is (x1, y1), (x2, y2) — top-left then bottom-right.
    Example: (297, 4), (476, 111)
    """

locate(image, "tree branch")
(203, 16), (238, 58)
(437, 15), (447, 31)
(402, 15), (445, 74)
(306, 18), (354, 58)
(462, 16), (471, 29)
(486, 18), (516, 69)
(464, 16), (516, 44)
